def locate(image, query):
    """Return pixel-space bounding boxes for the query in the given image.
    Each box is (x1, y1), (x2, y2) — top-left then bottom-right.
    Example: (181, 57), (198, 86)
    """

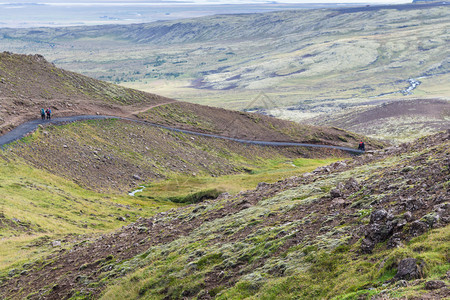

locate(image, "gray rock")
(403, 211), (413, 222)
(257, 182), (269, 190)
(330, 188), (342, 199)
(117, 216), (126, 221)
(401, 198), (424, 211)
(387, 232), (404, 249)
(361, 209), (397, 253)
(132, 174), (141, 180)
(425, 280), (446, 290)
(394, 258), (424, 281)
(370, 209), (388, 223)
(361, 238), (375, 254)
(409, 220), (428, 237)
(52, 240), (62, 247)
(396, 280), (408, 287)
(344, 177), (360, 192)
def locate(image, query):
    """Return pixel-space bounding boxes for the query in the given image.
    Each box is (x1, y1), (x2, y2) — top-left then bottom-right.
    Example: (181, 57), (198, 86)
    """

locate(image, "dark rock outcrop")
(393, 258), (424, 281)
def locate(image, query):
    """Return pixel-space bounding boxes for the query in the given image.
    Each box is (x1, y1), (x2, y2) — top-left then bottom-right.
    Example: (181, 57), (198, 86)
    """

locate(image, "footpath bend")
(0, 115), (364, 155)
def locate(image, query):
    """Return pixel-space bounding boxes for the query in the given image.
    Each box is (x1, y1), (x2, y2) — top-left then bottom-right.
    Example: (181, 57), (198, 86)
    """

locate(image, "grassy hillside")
(136, 101), (382, 148)
(7, 118), (353, 192)
(0, 152), (180, 273)
(0, 3), (448, 113)
(0, 52), (378, 151)
(1, 130), (447, 299)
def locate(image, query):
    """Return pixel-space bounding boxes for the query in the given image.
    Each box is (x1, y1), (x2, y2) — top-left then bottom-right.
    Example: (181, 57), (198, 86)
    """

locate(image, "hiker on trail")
(358, 141), (365, 151)
(40, 108), (45, 120)
(46, 108), (51, 120)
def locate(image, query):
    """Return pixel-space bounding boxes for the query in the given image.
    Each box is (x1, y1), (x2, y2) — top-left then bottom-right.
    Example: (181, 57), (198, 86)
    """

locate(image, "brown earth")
(308, 98), (450, 141)
(0, 52), (173, 134)
(1, 130), (447, 299)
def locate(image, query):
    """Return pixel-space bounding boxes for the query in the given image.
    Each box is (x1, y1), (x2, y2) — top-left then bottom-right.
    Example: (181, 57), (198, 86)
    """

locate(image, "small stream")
(402, 78), (421, 95)
(128, 186), (146, 196)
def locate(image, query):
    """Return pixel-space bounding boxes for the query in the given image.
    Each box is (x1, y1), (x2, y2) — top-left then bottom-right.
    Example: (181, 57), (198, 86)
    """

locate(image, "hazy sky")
(0, 0), (413, 4)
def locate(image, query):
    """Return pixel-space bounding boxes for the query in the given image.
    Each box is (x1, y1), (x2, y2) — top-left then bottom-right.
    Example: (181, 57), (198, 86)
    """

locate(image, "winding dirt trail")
(0, 115), (364, 154)
(127, 100), (177, 117)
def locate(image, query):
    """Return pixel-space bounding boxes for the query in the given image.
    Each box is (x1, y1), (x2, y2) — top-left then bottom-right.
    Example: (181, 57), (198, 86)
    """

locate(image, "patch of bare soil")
(1, 130), (447, 299)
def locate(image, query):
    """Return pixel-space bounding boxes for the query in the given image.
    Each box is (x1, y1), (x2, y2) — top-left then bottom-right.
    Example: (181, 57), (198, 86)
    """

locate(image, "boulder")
(393, 258), (424, 281)
(425, 280), (446, 290)
(370, 209), (388, 223)
(52, 241), (62, 247)
(409, 220), (428, 237)
(361, 209), (397, 253)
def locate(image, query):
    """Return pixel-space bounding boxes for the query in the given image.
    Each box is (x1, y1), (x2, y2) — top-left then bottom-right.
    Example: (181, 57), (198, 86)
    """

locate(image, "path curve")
(0, 115), (365, 154)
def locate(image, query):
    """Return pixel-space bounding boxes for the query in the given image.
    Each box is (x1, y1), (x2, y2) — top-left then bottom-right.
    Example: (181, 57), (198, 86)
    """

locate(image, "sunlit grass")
(138, 157), (339, 201)
(0, 154), (178, 273)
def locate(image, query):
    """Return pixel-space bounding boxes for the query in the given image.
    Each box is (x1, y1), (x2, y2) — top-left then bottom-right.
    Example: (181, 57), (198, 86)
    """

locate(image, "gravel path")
(0, 115), (364, 154)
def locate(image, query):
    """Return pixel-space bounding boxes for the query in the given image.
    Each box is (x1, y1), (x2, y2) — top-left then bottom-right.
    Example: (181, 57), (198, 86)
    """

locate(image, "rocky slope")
(1, 130), (448, 299)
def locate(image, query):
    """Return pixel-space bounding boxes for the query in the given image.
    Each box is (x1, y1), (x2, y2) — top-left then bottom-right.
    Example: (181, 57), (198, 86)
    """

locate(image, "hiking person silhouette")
(358, 141), (365, 151)
(46, 108), (51, 120)
(40, 108), (45, 120)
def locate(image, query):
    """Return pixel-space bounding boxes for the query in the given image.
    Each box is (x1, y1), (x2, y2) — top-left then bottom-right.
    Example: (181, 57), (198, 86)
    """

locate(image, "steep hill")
(0, 52), (171, 134)
(7, 118), (345, 192)
(1, 130), (447, 299)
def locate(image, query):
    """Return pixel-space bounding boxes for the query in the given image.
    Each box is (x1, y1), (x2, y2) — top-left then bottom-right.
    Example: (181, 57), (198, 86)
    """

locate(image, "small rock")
(63, 144), (68, 148)
(396, 280), (408, 287)
(370, 209), (388, 223)
(403, 211), (413, 222)
(330, 188), (342, 199)
(132, 174), (141, 180)
(96, 112), (100, 115)
(425, 280), (446, 290)
(257, 182), (269, 190)
(52, 241), (62, 247)
(409, 220), (428, 237)
(117, 216), (126, 221)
